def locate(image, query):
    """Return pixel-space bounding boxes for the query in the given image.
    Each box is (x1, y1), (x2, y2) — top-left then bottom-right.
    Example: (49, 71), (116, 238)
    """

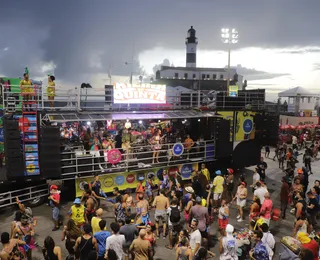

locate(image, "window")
(184, 73), (188, 79)
(213, 74), (217, 79)
(206, 74), (210, 79)
(193, 73), (196, 79)
(308, 97), (311, 103)
(174, 73), (179, 78)
(301, 97), (304, 103)
(220, 74), (224, 80)
(202, 74), (205, 79)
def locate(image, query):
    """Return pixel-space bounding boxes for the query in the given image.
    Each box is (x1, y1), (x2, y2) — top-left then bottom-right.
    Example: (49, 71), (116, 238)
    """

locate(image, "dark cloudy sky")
(1, 0), (320, 99)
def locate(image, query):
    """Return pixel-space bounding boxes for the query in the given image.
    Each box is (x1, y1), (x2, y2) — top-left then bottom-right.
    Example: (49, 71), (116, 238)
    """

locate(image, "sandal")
(165, 245), (173, 250)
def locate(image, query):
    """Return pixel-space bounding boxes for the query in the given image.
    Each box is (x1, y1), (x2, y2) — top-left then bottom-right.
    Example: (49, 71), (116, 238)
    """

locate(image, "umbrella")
(296, 125), (305, 130)
(304, 124), (312, 129)
(131, 130), (142, 136)
(280, 125), (295, 130)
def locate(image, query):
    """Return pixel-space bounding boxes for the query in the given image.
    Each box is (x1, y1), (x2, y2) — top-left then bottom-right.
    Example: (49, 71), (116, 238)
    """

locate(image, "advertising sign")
(228, 85), (239, 97)
(75, 163), (198, 196)
(172, 143), (184, 156)
(113, 83), (166, 104)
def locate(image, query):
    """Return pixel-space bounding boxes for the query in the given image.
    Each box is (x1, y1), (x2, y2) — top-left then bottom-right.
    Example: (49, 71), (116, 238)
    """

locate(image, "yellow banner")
(235, 111), (256, 141)
(75, 163), (198, 197)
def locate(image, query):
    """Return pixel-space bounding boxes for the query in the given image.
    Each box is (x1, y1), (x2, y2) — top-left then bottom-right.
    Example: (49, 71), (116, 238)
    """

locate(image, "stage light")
(139, 120), (142, 124)
(87, 122), (91, 126)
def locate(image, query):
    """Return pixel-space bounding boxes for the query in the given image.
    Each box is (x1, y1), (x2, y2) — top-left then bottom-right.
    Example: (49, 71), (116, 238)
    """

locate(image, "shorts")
(145, 189), (152, 197)
(123, 244), (130, 256)
(169, 223), (182, 234)
(213, 193), (222, 200)
(52, 207), (60, 221)
(155, 210), (168, 222)
(22, 87), (33, 94)
(236, 198), (246, 208)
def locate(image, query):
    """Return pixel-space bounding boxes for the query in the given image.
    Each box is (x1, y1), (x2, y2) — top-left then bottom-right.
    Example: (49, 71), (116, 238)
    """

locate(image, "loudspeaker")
(3, 118), (19, 131)
(213, 118), (233, 158)
(6, 148), (21, 157)
(105, 85), (113, 103)
(39, 127), (61, 178)
(6, 157), (24, 178)
(77, 156), (94, 177)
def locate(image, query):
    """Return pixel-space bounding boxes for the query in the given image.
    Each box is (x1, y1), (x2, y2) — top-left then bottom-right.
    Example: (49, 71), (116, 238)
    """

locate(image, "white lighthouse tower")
(185, 26), (198, 68)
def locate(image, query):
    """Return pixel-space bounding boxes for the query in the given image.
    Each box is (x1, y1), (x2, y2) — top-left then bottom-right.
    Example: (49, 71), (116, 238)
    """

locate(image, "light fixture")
(86, 122), (91, 126)
(198, 119), (201, 122)
(158, 120), (161, 123)
(139, 120), (142, 124)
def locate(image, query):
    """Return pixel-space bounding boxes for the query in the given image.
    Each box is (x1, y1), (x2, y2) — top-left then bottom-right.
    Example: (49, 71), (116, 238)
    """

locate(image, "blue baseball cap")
(138, 176), (145, 181)
(215, 170), (222, 175)
(74, 198), (81, 204)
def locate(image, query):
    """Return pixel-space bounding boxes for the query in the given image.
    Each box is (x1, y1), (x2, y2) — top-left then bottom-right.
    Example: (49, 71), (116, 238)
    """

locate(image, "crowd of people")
(1, 148), (320, 259)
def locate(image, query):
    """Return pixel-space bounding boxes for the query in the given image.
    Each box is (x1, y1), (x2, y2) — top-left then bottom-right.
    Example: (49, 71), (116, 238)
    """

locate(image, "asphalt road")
(0, 148), (318, 259)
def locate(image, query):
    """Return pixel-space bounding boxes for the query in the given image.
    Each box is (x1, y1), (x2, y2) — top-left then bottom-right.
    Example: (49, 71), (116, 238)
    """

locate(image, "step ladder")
(20, 86), (40, 176)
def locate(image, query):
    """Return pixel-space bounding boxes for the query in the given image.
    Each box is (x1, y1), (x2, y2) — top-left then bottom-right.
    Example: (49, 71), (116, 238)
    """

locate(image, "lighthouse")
(185, 26), (198, 68)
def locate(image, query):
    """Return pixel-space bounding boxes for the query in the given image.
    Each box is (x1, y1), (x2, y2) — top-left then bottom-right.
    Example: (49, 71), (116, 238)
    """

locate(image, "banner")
(235, 111), (256, 141)
(75, 163), (198, 197)
(228, 85), (239, 97)
(280, 115), (318, 126)
(113, 83), (166, 104)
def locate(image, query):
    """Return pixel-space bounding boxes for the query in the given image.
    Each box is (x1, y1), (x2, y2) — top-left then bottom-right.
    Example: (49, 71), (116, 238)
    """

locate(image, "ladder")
(20, 86), (40, 176)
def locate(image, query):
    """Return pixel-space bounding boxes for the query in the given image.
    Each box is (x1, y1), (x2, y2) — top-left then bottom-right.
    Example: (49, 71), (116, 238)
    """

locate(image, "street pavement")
(0, 148), (318, 259)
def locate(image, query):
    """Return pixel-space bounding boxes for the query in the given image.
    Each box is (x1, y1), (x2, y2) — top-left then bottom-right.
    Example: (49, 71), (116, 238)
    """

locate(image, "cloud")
(235, 65), (290, 80)
(313, 63), (320, 71)
(278, 46), (320, 54)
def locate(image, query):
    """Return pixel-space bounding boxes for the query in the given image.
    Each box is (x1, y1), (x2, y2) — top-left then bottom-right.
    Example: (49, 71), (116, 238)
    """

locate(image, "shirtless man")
(82, 190), (98, 222)
(152, 189), (170, 239)
(135, 194), (149, 224)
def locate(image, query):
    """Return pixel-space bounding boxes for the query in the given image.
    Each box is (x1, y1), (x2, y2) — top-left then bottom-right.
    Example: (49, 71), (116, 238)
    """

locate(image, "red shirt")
(302, 240), (319, 260)
(52, 193), (60, 206)
(280, 182), (290, 202)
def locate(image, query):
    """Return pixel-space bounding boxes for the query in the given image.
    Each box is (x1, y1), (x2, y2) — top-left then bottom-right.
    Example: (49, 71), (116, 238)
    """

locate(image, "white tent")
(278, 86), (315, 97)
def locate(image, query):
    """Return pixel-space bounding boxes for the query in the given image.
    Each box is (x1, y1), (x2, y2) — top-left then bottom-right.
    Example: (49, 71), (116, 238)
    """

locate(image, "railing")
(1, 84), (266, 112)
(61, 139), (215, 178)
(0, 183), (49, 208)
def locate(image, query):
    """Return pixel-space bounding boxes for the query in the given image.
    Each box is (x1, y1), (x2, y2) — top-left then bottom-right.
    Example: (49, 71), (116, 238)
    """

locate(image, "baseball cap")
(74, 198), (81, 204)
(195, 196), (202, 203)
(185, 186), (194, 194)
(50, 184), (58, 190)
(227, 168), (234, 174)
(226, 224), (234, 234)
(297, 168), (303, 174)
(216, 170), (222, 175)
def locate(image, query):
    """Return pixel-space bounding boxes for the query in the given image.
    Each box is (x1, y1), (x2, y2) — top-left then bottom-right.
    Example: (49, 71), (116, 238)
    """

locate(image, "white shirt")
(106, 234), (126, 260)
(190, 229), (202, 251)
(254, 187), (267, 204)
(262, 232), (275, 260)
(292, 136), (297, 145)
(253, 173), (260, 185)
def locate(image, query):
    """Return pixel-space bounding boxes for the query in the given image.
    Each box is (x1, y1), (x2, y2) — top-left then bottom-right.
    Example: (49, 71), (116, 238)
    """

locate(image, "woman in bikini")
(144, 223), (156, 259)
(151, 130), (162, 164)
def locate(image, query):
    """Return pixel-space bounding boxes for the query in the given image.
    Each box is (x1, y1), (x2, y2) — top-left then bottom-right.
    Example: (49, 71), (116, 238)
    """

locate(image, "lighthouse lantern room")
(185, 26), (198, 68)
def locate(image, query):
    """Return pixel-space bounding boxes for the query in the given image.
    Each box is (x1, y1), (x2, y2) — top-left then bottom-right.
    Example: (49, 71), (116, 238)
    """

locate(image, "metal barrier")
(61, 139), (215, 177)
(0, 183), (49, 208)
(1, 84), (266, 112)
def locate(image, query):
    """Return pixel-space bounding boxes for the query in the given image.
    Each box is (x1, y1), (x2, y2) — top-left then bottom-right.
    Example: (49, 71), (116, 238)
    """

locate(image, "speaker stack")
(212, 118), (233, 158)
(39, 127), (61, 178)
(3, 117), (24, 178)
(261, 114), (279, 146)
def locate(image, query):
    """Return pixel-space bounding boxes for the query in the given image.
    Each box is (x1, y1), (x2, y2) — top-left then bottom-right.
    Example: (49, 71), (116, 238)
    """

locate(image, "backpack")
(170, 206), (181, 223)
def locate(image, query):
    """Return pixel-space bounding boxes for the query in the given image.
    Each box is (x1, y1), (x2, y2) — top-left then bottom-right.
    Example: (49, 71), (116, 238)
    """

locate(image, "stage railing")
(1, 84), (266, 112)
(60, 139), (215, 177)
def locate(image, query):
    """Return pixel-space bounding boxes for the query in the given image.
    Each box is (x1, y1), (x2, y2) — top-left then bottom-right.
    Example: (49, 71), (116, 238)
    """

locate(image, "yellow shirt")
(91, 216), (102, 234)
(213, 176), (224, 194)
(201, 168), (210, 181)
(71, 205), (85, 226)
(20, 79), (32, 86)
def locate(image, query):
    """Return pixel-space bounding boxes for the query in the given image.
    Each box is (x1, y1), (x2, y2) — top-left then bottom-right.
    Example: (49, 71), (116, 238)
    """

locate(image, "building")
(278, 86), (319, 116)
(155, 26), (243, 91)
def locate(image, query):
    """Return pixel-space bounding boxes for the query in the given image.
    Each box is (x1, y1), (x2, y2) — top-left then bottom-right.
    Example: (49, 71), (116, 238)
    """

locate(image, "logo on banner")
(172, 143), (184, 156)
(103, 176), (114, 188)
(26, 164), (36, 173)
(115, 175), (125, 186)
(181, 164), (193, 179)
(126, 174), (135, 184)
(107, 149), (122, 165)
(79, 181), (88, 191)
(243, 119), (253, 134)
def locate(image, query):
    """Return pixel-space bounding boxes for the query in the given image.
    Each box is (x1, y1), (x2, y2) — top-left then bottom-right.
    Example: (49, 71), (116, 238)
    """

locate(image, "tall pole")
(227, 46), (231, 90)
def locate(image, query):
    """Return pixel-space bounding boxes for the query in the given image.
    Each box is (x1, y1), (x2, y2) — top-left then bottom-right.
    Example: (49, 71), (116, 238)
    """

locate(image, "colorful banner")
(228, 85), (239, 97)
(113, 83), (166, 104)
(75, 163), (198, 197)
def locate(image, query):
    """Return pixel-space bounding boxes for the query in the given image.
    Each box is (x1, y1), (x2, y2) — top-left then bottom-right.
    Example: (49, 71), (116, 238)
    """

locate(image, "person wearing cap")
(48, 185), (61, 231)
(189, 196), (209, 241)
(219, 224), (238, 260)
(212, 170), (224, 207)
(232, 182), (247, 222)
(69, 198), (86, 227)
(47, 74), (56, 108)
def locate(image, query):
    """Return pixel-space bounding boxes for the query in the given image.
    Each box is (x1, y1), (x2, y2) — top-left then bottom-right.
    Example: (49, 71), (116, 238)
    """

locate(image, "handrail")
(60, 139), (215, 177)
(1, 84), (266, 112)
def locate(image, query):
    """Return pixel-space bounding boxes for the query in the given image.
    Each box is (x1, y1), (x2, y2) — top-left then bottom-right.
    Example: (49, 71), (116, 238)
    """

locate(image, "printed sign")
(107, 149), (122, 165)
(229, 85), (239, 97)
(113, 83), (166, 104)
(172, 143), (184, 156)
(75, 163), (198, 196)
(243, 118), (253, 134)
